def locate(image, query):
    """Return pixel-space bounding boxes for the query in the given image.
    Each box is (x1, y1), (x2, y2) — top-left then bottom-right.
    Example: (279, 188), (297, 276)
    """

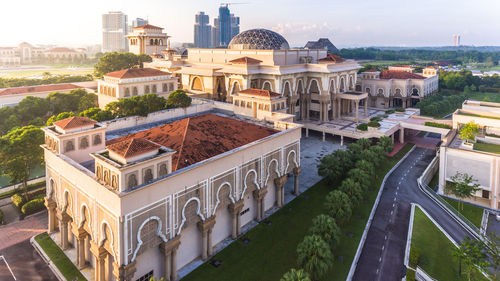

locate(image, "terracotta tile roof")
(46, 47), (77, 53)
(363, 69), (379, 73)
(106, 114), (278, 171)
(53, 116), (97, 130)
(0, 83), (82, 96)
(380, 70), (425, 80)
(104, 68), (170, 79)
(107, 138), (161, 159)
(318, 53), (345, 63)
(229, 57), (263, 64)
(391, 65), (411, 68)
(238, 88), (281, 98)
(134, 24), (163, 30)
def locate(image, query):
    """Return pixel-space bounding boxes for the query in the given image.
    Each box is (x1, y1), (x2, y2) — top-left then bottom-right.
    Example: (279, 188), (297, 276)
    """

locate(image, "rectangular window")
(135, 270), (153, 281)
(482, 190), (490, 199)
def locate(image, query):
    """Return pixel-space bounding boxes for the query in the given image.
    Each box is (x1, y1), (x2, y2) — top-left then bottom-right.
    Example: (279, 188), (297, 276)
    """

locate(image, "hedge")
(367, 121), (381, 128)
(11, 193), (25, 210)
(395, 107), (405, 112)
(424, 122), (452, 129)
(21, 198), (45, 215)
(357, 123), (368, 131)
(386, 109), (396, 114)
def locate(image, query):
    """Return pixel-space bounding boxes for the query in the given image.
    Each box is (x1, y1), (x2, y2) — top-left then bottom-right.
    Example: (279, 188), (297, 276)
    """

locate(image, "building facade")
(194, 12), (212, 48)
(42, 101), (301, 281)
(359, 65), (439, 108)
(97, 68), (178, 108)
(127, 24), (169, 56)
(102, 11), (128, 53)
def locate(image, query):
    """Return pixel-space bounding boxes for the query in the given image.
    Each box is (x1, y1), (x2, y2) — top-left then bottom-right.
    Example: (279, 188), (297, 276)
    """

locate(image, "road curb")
(346, 145), (416, 281)
(30, 235), (65, 281)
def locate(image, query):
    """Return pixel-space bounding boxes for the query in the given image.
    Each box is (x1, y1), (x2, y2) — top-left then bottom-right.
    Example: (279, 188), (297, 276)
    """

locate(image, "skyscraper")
(194, 12), (212, 48)
(102, 11), (128, 53)
(212, 18), (220, 48)
(214, 4), (240, 47)
(129, 17), (148, 34)
(453, 34), (461, 47)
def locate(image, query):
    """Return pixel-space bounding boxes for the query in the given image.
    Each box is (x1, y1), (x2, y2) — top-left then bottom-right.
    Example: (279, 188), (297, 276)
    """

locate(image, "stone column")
(293, 167), (301, 195)
(399, 128), (405, 143)
(90, 241), (107, 281)
(197, 217), (216, 260)
(56, 209), (71, 250)
(355, 100), (359, 122)
(44, 197), (57, 234)
(253, 188), (268, 221)
(71, 223), (88, 269)
(228, 200), (244, 239)
(274, 175), (287, 207)
(159, 236), (181, 281)
(402, 97), (407, 108)
(384, 97), (389, 109)
(112, 261), (136, 281)
(364, 99), (368, 116)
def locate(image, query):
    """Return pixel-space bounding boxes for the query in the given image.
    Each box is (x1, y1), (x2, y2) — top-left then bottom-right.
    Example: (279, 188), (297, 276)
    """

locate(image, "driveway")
(353, 147), (476, 281)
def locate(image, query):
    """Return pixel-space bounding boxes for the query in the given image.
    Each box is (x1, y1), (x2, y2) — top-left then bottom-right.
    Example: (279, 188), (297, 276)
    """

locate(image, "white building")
(127, 24), (169, 56)
(102, 11), (128, 53)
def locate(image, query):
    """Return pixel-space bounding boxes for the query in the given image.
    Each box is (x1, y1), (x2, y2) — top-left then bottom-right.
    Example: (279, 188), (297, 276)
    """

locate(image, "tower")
(127, 24), (169, 56)
(194, 12), (212, 48)
(102, 11), (128, 52)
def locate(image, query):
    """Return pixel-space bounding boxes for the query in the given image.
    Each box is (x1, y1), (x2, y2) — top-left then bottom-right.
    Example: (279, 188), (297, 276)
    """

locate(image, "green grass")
(411, 207), (488, 281)
(0, 67), (93, 78)
(441, 197), (484, 228)
(359, 60), (432, 66)
(35, 232), (87, 281)
(182, 144), (414, 281)
(473, 142), (500, 155)
(458, 111), (500, 121)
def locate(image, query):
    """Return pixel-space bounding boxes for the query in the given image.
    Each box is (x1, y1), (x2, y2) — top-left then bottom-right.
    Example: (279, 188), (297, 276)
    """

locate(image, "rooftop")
(46, 47), (77, 53)
(379, 70), (425, 80)
(229, 57), (263, 64)
(133, 24), (163, 30)
(104, 68), (170, 79)
(0, 83), (82, 96)
(238, 88), (281, 98)
(107, 138), (161, 159)
(318, 54), (345, 63)
(105, 113), (278, 171)
(53, 116), (97, 130)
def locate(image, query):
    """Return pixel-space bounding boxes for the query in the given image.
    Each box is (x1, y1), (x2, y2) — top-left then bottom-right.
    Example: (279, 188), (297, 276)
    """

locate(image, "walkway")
(352, 147), (475, 281)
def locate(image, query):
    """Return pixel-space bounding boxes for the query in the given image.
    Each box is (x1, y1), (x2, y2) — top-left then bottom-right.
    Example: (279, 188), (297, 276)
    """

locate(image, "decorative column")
(399, 128), (405, 143)
(253, 188), (268, 221)
(364, 99), (368, 116)
(402, 97), (407, 108)
(159, 236), (181, 281)
(90, 241), (107, 281)
(112, 261), (137, 281)
(355, 100), (359, 122)
(44, 197), (57, 234)
(274, 175), (287, 207)
(228, 200), (245, 239)
(56, 209), (71, 250)
(384, 97), (389, 109)
(197, 217), (216, 260)
(293, 167), (301, 195)
(71, 223), (88, 269)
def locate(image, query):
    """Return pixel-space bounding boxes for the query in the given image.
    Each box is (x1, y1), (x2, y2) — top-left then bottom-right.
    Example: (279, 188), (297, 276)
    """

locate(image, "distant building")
(304, 38), (339, 54)
(102, 11), (128, 53)
(214, 4), (240, 47)
(45, 47), (87, 64)
(212, 18), (220, 48)
(453, 34), (461, 47)
(127, 24), (169, 56)
(194, 12), (212, 48)
(129, 18), (148, 34)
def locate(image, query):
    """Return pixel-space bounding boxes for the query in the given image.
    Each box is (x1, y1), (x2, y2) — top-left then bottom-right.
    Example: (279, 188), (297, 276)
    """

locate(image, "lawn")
(410, 206), (488, 281)
(35, 232), (87, 281)
(359, 60), (432, 66)
(182, 144), (414, 281)
(474, 142), (500, 155)
(441, 197), (484, 228)
(0, 66), (93, 78)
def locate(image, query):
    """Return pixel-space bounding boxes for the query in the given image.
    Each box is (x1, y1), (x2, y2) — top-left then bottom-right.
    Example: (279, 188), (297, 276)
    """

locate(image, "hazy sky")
(3, 0), (500, 48)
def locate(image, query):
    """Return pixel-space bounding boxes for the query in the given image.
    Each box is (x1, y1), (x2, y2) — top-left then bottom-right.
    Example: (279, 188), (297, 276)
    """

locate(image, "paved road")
(0, 211), (56, 281)
(353, 147), (475, 281)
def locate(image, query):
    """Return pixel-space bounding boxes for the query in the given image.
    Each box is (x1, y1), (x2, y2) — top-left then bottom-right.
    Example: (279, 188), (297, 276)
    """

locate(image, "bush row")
(424, 122), (452, 129)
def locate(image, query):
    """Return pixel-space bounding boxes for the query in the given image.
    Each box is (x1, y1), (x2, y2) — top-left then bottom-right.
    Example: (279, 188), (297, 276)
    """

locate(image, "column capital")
(197, 216), (216, 233)
(253, 188), (268, 200)
(112, 260), (137, 281)
(274, 175), (287, 189)
(71, 222), (87, 239)
(293, 166), (301, 176)
(44, 197), (56, 210)
(90, 240), (107, 259)
(160, 235), (181, 254)
(228, 200), (245, 215)
(56, 209), (71, 223)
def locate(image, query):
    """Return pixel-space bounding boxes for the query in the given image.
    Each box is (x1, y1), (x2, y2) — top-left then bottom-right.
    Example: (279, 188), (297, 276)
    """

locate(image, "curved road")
(352, 147), (475, 281)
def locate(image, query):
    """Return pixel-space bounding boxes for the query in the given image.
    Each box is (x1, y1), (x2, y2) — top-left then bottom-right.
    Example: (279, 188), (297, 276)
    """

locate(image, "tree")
(0, 126), (44, 199)
(148, 277), (166, 281)
(359, 148), (381, 166)
(46, 112), (77, 126)
(308, 214), (341, 248)
(15, 96), (50, 123)
(459, 121), (480, 144)
(280, 268), (311, 281)
(296, 235), (334, 280)
(167, 90), (192, 108)
(94, 52), (147, 77)
(47, 90), (87, 114)
(340, 178), (364, 205)
(445, 172), (480, 211)
(324, 190), (352, 225)
(378, 136), (394, 153)
(357, 138), (371, 149)
(482, 232), (500, 280)
(141, 93), (167, 113)
(452, 237), (489, 281)
(79, 107), (114, 122)
(347, 168), (371, 191)
(355, 160), (375, 177)
(318, 149), (353, 185)
(78, 92), (98, 111)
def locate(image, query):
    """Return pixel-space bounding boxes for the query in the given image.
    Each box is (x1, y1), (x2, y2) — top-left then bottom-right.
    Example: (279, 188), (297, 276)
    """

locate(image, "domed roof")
(228, 29), (290, 50)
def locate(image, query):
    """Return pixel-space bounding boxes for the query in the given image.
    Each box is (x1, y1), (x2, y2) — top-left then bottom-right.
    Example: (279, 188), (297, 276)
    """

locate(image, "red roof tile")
(104, 68), (169, 79)
(238, 88), (281, 98)
(229, 57), (263, 64)
(363, 69), (379, 73)
(318, 54), (345, 63)
(106, 114), (278, 171)
(53, 116), (97, 130)
(133, 24), (163, 30)
(0, 83), (82, 96)
(107, 138), (161, 159)
(379, 70), (425, 80)
(391, 65), (411, 68)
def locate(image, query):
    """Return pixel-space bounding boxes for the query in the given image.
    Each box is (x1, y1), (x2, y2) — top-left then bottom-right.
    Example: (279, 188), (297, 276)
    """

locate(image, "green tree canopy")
(340, 178), (364, 205)
(308, 214), (341, 248)
(324, 190), (352, 225)
(280, 268), (311, 281)
(452, 237), (489, 281)
(347, 168), (371, 191)
(357, 138), (372, 150)
(318, 149), (353, 184)
(459, 121), (480, 144)
(94, 52), (152, 77)
(16, 96), (50, 123)
(296, 235), (334, 280)
(445, 172), (481, 211)
(378, 136), (394, 153)
(167, 90), (192, 108)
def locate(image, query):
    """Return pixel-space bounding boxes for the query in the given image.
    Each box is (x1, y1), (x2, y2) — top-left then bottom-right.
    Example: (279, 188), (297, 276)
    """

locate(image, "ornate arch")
(212, 182), (235, 216)
(241, 169), (260, 200)
(230, 80), (241, 96)
(307, 79), (321, 94)
(131, 216), (168, 262)
(296, 79), (304, 95)
(62, 189), (73, 214)
(329, 79), (335, 95)
(99, 220), (117, 260)
(262, 81), (272, 91)
(48, 178), (56, 199)
(264, 158), (281, 187)
(177, 197), (205, 235)
(282, 81), (291, 97)
(339, 77), (346, 92)
(191, 76), (204, 91)
(284, 150), (299, 174)
(79, 203), (92, 232)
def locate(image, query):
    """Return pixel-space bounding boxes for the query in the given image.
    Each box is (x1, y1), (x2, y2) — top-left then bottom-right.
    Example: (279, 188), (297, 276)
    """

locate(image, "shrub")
(424, 121), (452, 129)
(357, 123), (368, 131)
(21, 198), (45, 215)
(367, 121), (381, 128)
(406, 268), (416, 281)
(395, 107), (405, 112)
(486, 133), (500, 138)
(370, 116), (382, 122)
(385, 109), (395, 114)
(409, 246), (420, 267)
(11, 193), (25, 210)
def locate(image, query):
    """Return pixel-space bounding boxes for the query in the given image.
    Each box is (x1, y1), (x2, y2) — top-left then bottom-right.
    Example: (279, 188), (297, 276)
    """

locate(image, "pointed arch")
(340, 77), (346, 92)
(264, 159), (281, 187)
(212, 182), (235, 216)
(285, 150), (299, 174)
(307, 79), (320, 94)
(230, 80), (241, 96)
(177, 197), (205, 235)
(131, 216), (168, 262)
(262, 81), (272, 91)
(79, 203), (92, 232)
(99, 220), (117, 260)
(329, 79), (335, 95)
(296, 79), (304, 95)
(282, 81), (291, 97)
(241, 169), (260, 200)
(191, 76), (204, 91)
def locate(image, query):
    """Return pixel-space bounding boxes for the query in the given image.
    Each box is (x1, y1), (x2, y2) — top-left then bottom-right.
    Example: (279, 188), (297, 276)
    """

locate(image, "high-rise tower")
(194, 12), (212, 48)
(102, 11), (128, 52)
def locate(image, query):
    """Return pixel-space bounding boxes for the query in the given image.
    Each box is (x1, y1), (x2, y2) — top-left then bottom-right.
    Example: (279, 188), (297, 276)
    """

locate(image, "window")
(168, 83), (174, 91)
(127, 174), (138, 189)
(145, 85), (150, 94)
(152, 85), (157, 93)
(111, 175), (118, 189)
(112, 88), (116, 97)
(79, 136), (89, 149)
(133, 87), (138, 96)
(103, 170), (110, 185)
(246, 102), (251, 108)
(93, 134), (102, 145)
(64, 140), (74, 152)
(144, 168), (153, 183)
(150, 39), (154, 45)
(136, 271), (153, 281)
(162, 83), (167, 92)
(482, 190), (490, 199)
(158, 163), (168, 177)
(124, 88), (130, 97)
(234, 100), (240, 106)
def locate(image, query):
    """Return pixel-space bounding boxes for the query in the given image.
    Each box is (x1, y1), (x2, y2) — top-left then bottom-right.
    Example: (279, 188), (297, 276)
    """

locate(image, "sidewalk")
(0, 211), (47, 251)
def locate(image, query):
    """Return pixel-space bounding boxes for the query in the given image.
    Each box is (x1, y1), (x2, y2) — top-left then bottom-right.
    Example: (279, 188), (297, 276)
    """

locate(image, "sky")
(2, 0), (500, 48)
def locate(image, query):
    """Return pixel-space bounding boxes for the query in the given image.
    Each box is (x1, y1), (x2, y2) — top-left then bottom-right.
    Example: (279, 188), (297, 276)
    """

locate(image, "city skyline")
(2, 0), (500, 48)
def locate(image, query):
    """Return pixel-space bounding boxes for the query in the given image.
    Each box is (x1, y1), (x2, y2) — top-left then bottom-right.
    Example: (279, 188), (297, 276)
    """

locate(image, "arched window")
(128, 174), (137, 189)
(144, 169), (153, 183)
(412, 88), (419, 96)
(297, 80), (304, 95)
(79, 137), (89, 149)
(159, 39), (163, 45)
(378, 88), (384, 95)
(395, 88), (401, 96)
(366, 88), (371, 95)
(104, 170), (109, 185)
(154, 39), (158, 45)
(65, 140), (74, 152)
(283, 82), (291, 97)
(192, 77), (203, 91)
(150, 39), (154, 45)
(124, 88), (130, 97)
(309, 80), (320, 94)
(93, 134), (102, 145)
(168, 83), (174, 91)
(162, 83), (167, 92)
(152, 85), (157, 93)
(231, 81), (241, 96)
(340, 78), (345, 92)
(96, 166), (102, 179)
(145, 85), (150, 94)
(133, 87), (138, 96)
(262, 81), (272, 91)
(158, 164), (168, 177)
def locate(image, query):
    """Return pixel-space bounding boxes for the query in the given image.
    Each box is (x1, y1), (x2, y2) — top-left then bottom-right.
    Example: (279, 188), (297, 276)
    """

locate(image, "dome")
(228, 29), (290, 50)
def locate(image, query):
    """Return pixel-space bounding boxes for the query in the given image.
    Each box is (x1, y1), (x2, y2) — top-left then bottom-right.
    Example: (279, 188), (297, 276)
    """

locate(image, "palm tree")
(309, 214), (341, 248)
(355, 160), (375, 177)
(347, 168), (371, 191)
(318, 149), (353, 185)
(324, 190), (352, 225)
(296, 235), (334, 280)
(378, 136), (394, 153)
(340, 178), (364, 205)
(280, 268), (311, 281)
(357, 138), (372, 149)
